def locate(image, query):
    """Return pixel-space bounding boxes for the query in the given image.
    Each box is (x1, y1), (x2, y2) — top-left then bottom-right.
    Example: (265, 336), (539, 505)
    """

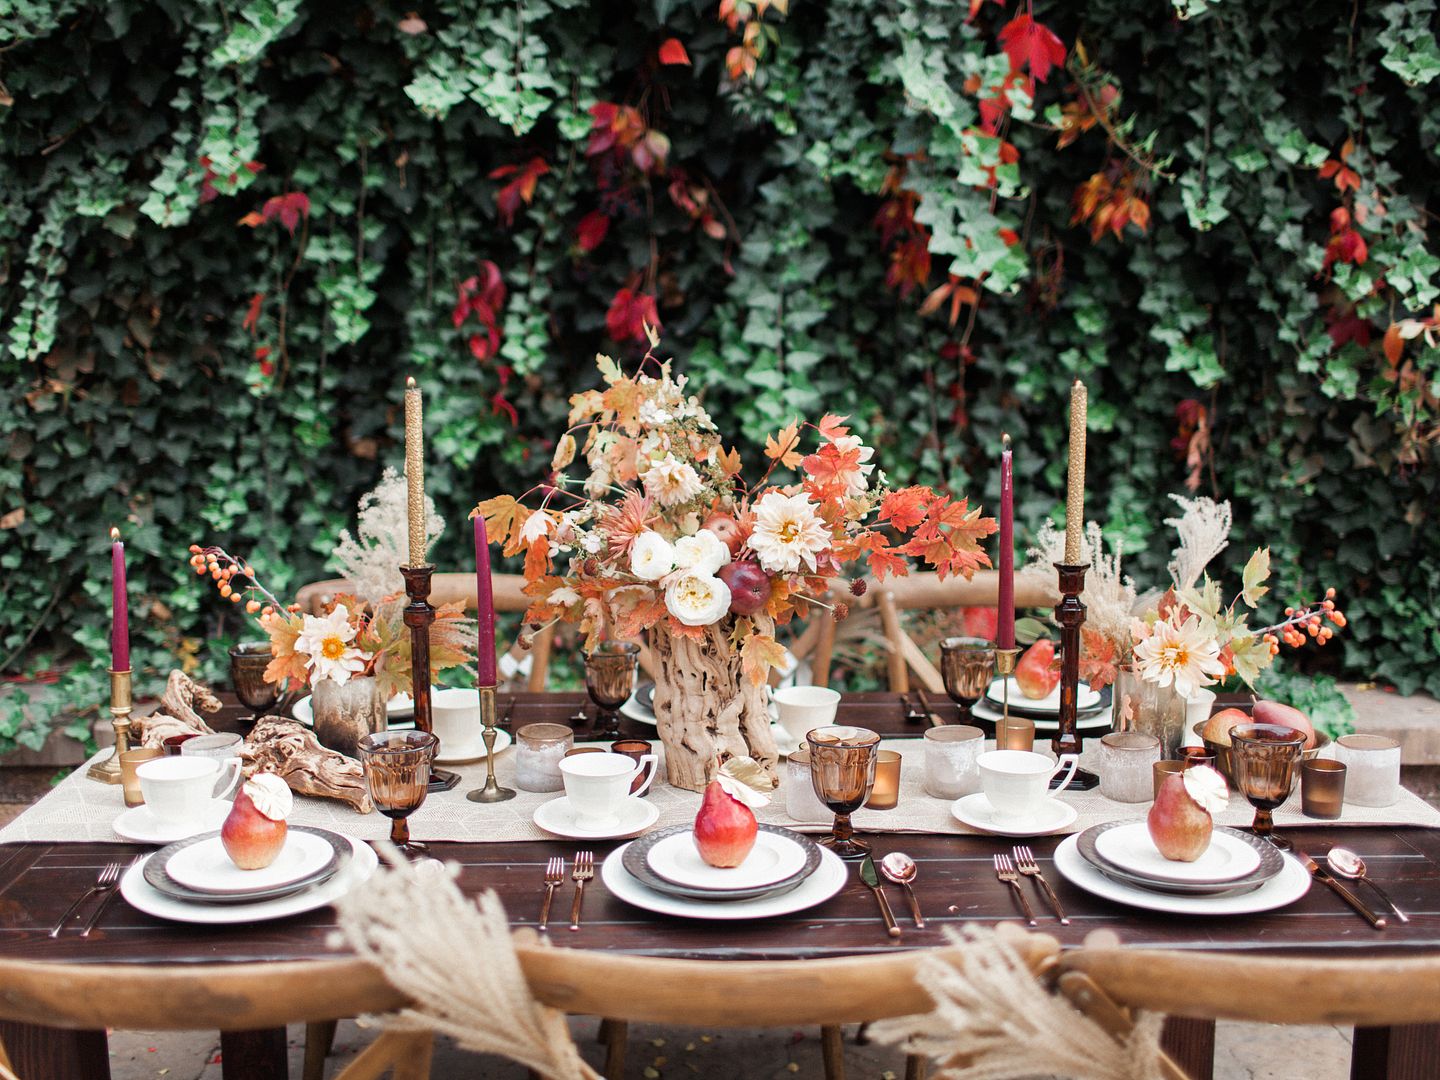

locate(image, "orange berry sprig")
(186, 545), (296, 619)
(1258, 587), (1345, 657)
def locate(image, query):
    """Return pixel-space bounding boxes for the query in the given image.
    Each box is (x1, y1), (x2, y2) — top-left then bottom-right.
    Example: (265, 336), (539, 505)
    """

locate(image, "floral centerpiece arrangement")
(476, 333), (997, 790)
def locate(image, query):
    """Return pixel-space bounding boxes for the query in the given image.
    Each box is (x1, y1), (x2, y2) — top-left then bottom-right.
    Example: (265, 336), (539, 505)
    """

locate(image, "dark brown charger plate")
(622, 823), (823, 902)
(144, 825), (349, 906)
(1076, 821), (1284, 896)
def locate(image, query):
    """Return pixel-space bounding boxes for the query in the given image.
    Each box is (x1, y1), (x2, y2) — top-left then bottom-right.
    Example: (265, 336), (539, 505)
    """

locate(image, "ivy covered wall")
(1, 0), (1438, 752)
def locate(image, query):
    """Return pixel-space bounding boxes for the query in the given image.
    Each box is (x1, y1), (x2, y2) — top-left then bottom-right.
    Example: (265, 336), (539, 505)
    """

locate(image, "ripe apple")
(1147, 771), (1214, 862)
(702, 512), (745, 557)
(693, 780), (757, 868)
(719, 560), (772, 616)
(1200, 707), (1251, 748)
(1251, 700), (1317, 749)
(221, 774), (292, 870)
(1014, 639), (1060, 699)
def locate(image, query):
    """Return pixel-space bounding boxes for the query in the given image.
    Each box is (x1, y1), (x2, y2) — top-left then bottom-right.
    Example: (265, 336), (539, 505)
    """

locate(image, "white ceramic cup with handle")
(977, 749), (1079, 823)
(559, 751), (657, 826)
(431, 687), (483, 758)
(772, 686), (842, 744)
(136, 755), (242, 826)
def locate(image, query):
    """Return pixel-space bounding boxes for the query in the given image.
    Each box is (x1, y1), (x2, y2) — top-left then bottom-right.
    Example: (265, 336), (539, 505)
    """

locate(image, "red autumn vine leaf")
(605, 287), (661, 343)
(1321, 207), (1368, 274)
(918, 276), (978, 327)
(575, 210), (610, 253)
(453, 262), (507, 361)
(242, 292), (264, 333)
(1383, 323), (1405, 366)
(886, 236), (932, 298)
(658, 38), (691, 66)
(263, 192), (310, 235)
(490, 156), (549, 227)
(998, 14), (1067, 83)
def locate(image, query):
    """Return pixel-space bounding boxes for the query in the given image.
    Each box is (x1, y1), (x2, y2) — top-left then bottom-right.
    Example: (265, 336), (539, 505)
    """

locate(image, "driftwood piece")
(130, 671), (220, 748)
(650, 618), (778, 793)
(244, 717), (373, 814)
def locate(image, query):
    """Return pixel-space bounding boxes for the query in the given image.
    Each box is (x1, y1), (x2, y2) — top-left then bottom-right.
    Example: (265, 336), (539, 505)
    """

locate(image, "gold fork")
(569, 851), (594, 932)
(538, 856), (565, 932)
(78, 855), (142, 938)
(50, 862), (122, 938)
(993, 854), (1036, 927)
(1013, 845), (1069, 925)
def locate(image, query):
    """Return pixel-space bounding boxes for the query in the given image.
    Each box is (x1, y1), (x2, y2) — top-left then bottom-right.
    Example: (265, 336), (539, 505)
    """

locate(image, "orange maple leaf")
(878, 487), (930, 531)
(474, 495), (523, 551)
(1079, 626), (1118, 690)
(764, 421), (803, 469)
(816, 413), (851, 442)
(717, 446), (744, 477)
(741, 632), (787, 687)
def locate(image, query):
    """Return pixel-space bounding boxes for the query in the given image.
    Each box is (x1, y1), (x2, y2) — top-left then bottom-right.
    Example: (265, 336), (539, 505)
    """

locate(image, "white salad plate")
(645, 829), (808, 891)
(112, 800), (230, 844)
(435, 728), (511, 765)
(970, 699), (1111, 732)
(165, 829), (338, 894)
(602, 842), (847, 921)
(1053, 833), (1309, 915)
(951, 793), (1079, 837)
(985, 678), (1101, 714)
(291, 694), (417, 728)
(120, 833), (378, 925)
(619, 697), (658, 727)
(1092, 821), (1262, 885)
(532, 795), (660, 840)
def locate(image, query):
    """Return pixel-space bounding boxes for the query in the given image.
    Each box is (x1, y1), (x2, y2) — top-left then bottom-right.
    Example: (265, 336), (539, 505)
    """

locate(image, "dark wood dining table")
(1, 692), (1437, 1080)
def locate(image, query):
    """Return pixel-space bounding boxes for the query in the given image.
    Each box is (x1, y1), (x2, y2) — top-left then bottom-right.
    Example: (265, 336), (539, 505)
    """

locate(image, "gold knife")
(913, 688), (946, 727)
(859, 855), (902, 938)
(1295, 849), (1387, 930)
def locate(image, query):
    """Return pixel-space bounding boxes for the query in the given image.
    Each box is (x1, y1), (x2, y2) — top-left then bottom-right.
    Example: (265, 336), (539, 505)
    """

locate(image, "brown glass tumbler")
(610, 738), (656, 797)
(1301, 759), (1346, 820)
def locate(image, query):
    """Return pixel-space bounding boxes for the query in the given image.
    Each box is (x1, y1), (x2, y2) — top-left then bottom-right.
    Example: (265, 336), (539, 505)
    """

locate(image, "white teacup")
(559, 751), (657, 826)
(136, 756), (242, 825)
(772, 686), (841, 744)
(180, 732), (243, 761)
(431, 687), (482, 758)
(977, 749), (1079, 823)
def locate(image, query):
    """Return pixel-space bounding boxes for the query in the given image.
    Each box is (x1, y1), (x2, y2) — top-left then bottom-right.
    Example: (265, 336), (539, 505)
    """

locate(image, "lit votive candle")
(514, 723), (573, 792)
(865, 750), (902, 810)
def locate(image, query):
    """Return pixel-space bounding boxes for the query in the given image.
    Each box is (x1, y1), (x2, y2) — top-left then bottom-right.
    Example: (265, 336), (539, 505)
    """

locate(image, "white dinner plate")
(602, 841), (848, 921)
(1093, 821), (1261, 885)
(112, 800), (230, 845)
(532, 795), (660, 840)
(645, 829), (808, 891)
(435, 728), (512, 765)
(951, 793), (1079, 837)
(971, 698), (1111, 732)
(985, 678), (1101, 714)
(165, 829), (337, 893)
(1053, 832), (1309, 915)
(290, 695), (417, 728)
(120, 833), (378, 924)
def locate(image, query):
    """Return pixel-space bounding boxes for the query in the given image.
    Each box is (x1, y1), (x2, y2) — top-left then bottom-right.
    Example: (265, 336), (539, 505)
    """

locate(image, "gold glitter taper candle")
(404, 376), (426, 568)
(1064, 378), (1087, 564)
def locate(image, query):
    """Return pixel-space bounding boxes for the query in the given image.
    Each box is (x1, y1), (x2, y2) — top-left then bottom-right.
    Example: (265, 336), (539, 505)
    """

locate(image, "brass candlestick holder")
(1053, 561), (1100, 788)
(466, 684), (516, 803)
(993, 647), (1034, 751)
(87, 668), (133, 784)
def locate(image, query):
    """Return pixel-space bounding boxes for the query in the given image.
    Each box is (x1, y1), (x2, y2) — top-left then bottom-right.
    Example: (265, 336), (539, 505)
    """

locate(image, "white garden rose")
(629, 531), (676, 581)
(673, 528), (731, 575)
(664, 572), (732, 627)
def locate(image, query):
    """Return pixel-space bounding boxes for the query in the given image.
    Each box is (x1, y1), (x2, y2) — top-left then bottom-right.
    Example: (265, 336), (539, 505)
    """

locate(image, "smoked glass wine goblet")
(939, 636), (996, 725)
(358, 730), (439, 856)
(1230, 723), (1306, 851)
(806, 725), (881, 858)
(584, 642), (639, 739)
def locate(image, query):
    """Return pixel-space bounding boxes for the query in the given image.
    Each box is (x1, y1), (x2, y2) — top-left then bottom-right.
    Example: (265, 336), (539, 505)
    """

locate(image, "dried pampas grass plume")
(1164, 494), (1231, 590)
(331, 468), (446, 604)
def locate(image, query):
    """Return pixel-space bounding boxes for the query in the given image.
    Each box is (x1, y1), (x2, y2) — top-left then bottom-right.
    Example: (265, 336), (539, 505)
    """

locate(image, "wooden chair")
(0, 930), (1060, 1080)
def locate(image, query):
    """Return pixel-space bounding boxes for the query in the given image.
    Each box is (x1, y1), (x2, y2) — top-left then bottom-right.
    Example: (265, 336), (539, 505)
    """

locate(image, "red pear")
(1200, 707), (1252, 748)
(1147, 773), (1213, 862)
(1251, 700), (1316, 749)
(719, 560), (772, 616)
(693, 780), (757, 868)
(1014, 639), (1060, 700)
(221, 774), (292, 870)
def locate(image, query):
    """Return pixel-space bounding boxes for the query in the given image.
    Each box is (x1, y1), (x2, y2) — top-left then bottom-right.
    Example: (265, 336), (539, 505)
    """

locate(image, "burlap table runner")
(4, 739), (1438, 844)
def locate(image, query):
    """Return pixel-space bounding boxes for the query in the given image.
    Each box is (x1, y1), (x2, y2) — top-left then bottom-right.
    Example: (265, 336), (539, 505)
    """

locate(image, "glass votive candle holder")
(1098, 732), (1161, 803)
(1179, 746), (1216, 770)
(1152, 759), (1187, 800)
(119, 747), (164, 808)
(1301, 759), (1347, 819)
(514, 723), (573, 792)
(864, 750), (902, 810)
(1334, 734), (1401, 807)
(923, 725), (984, 799)
(996, 715), (1036, 752)
(610, 738), (656, 797)
(564, 746), (604, 757)
(785, 750), (832, 824)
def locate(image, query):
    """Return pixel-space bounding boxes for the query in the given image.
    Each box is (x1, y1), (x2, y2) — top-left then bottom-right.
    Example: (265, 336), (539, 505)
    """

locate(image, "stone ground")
(3, 681), (1433, 1079)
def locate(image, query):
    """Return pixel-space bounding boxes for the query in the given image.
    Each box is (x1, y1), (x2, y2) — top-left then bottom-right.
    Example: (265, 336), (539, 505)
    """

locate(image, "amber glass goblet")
(1230, 723), (1306, 850)
(229, 641), (281, 724)
(585, 642), (639, 738)
(806, 725), (881, 858)
(939, 637), (996, 724)
(358, 730), (439, 856)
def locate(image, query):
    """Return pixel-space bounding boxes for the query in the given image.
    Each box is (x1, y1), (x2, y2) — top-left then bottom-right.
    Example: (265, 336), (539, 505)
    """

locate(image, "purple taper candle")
(473, 512), (498, 686)
(997, 434), (1015, 651)
(110, 527), (130, 671)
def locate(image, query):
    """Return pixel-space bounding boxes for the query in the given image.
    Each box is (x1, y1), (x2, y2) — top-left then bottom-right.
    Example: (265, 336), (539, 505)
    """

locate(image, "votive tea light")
(923, 725), (984, 799)
(1301, 759), (1346, 819)
(1098, 732), (1161, 803)
(514, 723), (573, 792)
(1333, 734), (1401, 807)
(1152, 759), (1187, 800)
(865, 750), (902, 810)
(119, 747), (163, 808)
(1179, 746), (1217, 770)
(785, 750), (831, 824)
(610, 738), (655, 797)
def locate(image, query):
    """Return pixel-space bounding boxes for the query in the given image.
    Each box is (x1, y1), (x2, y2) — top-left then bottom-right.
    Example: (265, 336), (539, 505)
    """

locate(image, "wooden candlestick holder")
(400, 564), (436, 737)
(1053, 562), (1099, 789)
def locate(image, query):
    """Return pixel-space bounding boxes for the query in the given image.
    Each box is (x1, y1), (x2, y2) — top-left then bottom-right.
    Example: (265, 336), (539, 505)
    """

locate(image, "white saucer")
(951, 792), (1078, 836)
(1093, 821), (1261, 884)
(645, 829), (808, 891)
(985, 678), (1100, 714)
(770, 722), (806, 757)
(166, 829), (336, 893)
(435, 728), (512, 765)
(112, 800), (230, 844)
(290, 694), (417, 728)
(532, 795), (660, 840)
(1053, 833), (1310, 916)
(602, 842), (848, 921)
(120, 833), (379, 925)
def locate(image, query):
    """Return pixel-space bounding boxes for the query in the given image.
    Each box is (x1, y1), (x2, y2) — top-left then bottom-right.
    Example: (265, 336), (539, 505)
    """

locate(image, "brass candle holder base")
(467, 684), (516, 803)
(87, 668), (133, 785)
(993, 648), (1034, 751)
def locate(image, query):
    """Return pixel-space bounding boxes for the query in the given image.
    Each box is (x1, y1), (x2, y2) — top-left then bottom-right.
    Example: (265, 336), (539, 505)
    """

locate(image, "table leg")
(222, 1027), (289, 1079)
(1161, 1016), (1215, 1079)
(1352, 1024), (1440, 1079)
(0, 1021), (109, 1080)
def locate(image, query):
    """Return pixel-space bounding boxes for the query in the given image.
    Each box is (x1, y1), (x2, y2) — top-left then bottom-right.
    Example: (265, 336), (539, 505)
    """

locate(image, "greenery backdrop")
(2, 0), (1438, 753)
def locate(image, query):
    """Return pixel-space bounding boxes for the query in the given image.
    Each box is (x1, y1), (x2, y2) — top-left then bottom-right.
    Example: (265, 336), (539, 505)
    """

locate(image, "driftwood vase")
(649, 618), (779, 792)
